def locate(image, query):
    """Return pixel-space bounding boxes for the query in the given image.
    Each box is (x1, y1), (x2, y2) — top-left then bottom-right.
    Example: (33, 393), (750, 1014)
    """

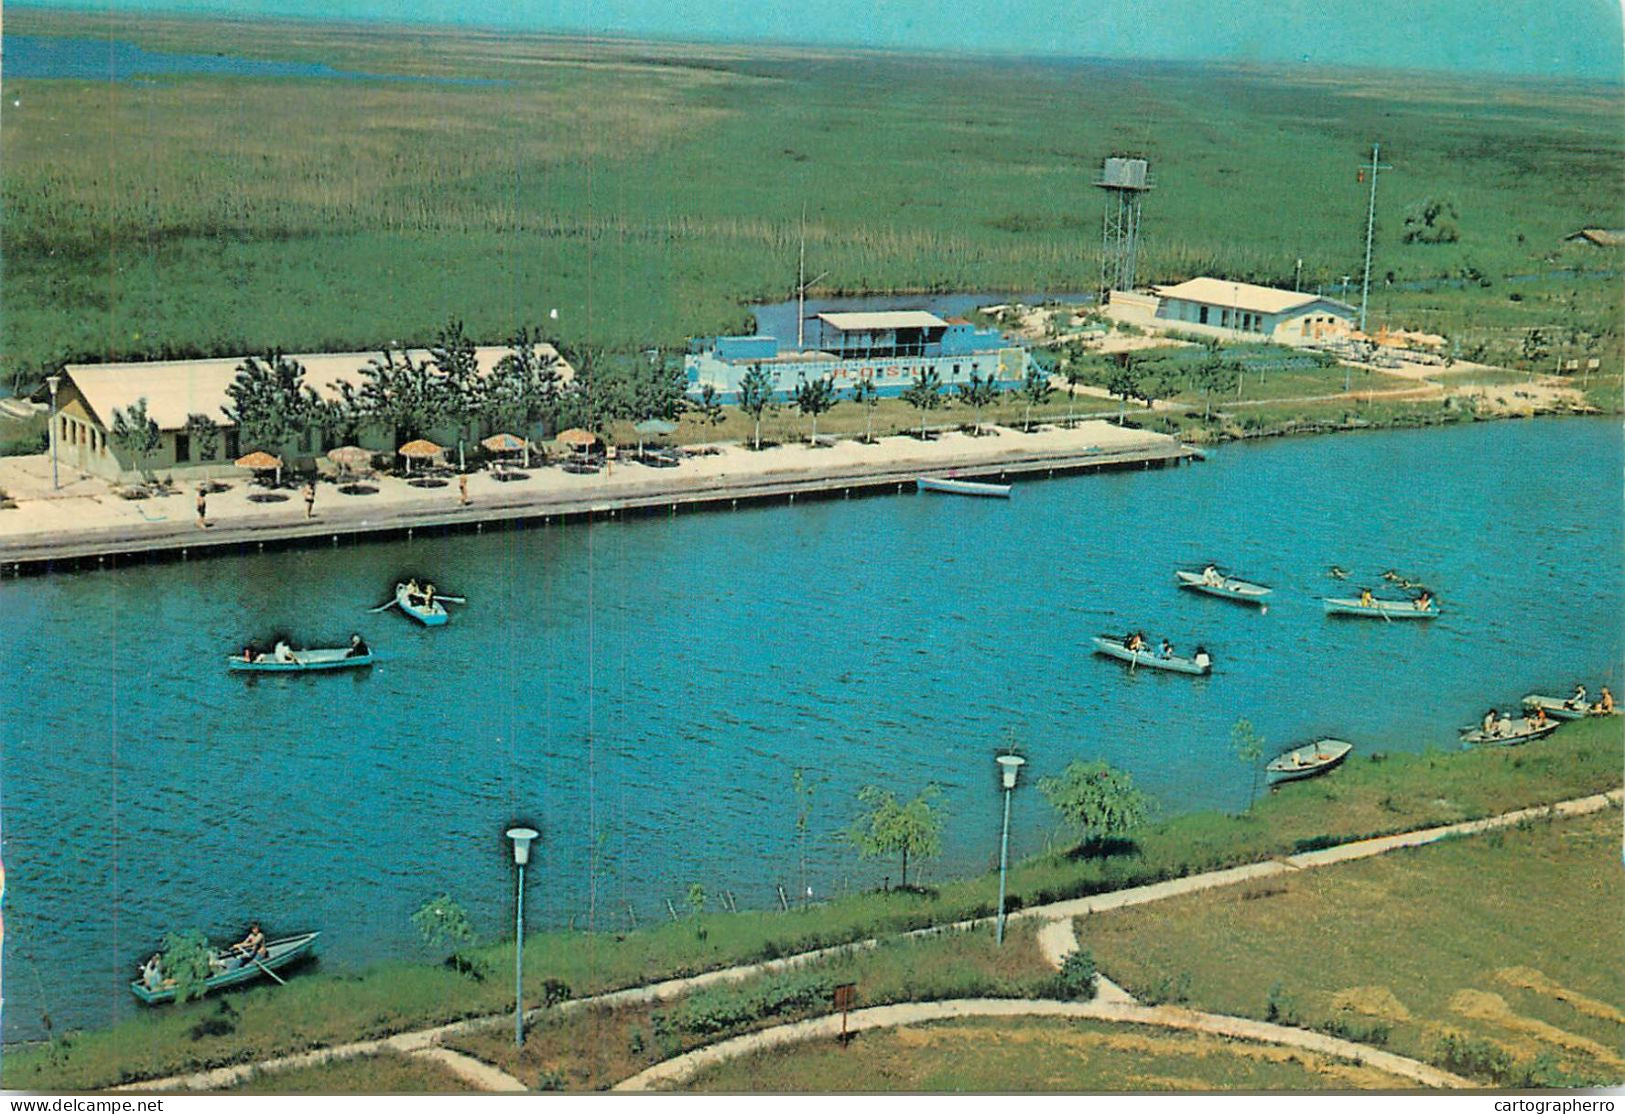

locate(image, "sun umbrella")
(327, 445), (373, 476)
(398, 438), (444, 475)
(556, 428), (598, 448)
(235, 450), (284, 486)
(481, 432), (533, 468)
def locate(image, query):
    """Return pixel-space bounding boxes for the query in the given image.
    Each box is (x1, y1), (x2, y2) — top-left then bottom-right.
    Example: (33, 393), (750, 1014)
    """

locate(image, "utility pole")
(795, 204), (828, 351)
(1358, 143), (1393, 335)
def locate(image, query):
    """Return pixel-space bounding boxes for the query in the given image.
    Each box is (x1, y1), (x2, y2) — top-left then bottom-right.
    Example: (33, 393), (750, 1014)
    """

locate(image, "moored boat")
(1175, 569), (1272, 606)
(1323, 596), (1438, 620)
(130, 931), (320, 1004)
(396, 582), (449, 626)
(1459, 718), (1561, 747)
(1521, 694), (1616, 720)
(1266, 738), (1353, 782)
(1091, 635), (1212, 675)
(917, 476), (1012, 498)
(229, 646), (373, 673)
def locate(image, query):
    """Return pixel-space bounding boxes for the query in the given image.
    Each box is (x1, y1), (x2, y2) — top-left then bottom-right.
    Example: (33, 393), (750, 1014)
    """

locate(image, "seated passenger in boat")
(1202, 565), (1222, 586)
(1359, 588), (1375, 607)
(1414, 591), (1433, 610)
(141, 952), (165, 990)
(423, 582), (437, 608)
(241, 644), (262, 663)
(1593, 686), (1615, 715)
(1192, 646), (1211, 670)
(1482, 708), (1499, 736)
(1159, 639), (1174, 659)
(403, 578), (423, 606)
(1124, 632), (1146, 652)
(1530, 705), (1549, 729)
(346, 633), (370, 658)
(273, 641), (296, 663)
(1565, 684), (1587, 710)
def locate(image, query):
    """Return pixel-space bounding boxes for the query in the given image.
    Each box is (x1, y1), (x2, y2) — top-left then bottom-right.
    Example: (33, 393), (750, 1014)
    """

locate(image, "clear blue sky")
(24, 0), (1625, 79)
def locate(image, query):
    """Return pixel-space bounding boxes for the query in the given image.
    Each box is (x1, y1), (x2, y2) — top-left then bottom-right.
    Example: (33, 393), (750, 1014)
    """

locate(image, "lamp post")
(505, 825), (539, 1047)
(994, 753), (1026, 946)
(46, 374), (61, 490)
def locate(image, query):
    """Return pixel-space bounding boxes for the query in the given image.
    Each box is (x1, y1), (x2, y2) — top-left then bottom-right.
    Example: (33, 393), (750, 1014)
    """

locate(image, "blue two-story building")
(685, 310), (1029, 402)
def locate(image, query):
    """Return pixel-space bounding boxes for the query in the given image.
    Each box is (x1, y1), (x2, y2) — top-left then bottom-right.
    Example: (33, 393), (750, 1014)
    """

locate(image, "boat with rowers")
(230, 635), (373, 672)
(130, 931), (320, 1003)
(1091, 634), (1212, 675)
(1176, 567), (1272, 607)
(1323, 591), (1438, 619)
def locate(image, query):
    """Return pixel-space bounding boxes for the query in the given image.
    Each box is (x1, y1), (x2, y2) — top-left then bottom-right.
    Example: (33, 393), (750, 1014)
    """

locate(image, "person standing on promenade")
(195, 487), (208, 528)
(459, 474), (469, 506)
(302, 481), (316, 519)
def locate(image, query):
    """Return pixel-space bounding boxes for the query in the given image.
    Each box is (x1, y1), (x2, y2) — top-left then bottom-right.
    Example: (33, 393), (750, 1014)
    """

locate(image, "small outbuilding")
(1564, 228), (1625, 247)
(1147, 278), (1356, 344)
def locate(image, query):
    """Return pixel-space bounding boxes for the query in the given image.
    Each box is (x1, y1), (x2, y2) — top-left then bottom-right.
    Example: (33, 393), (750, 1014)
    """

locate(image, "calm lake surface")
(2, 418), (1620, 1040)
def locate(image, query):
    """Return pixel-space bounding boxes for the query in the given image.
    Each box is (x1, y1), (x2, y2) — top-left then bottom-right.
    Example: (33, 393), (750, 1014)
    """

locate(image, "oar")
(435, 594), (468, 604)
(251, 956), (286, 985)
(368, 598), (399, 613)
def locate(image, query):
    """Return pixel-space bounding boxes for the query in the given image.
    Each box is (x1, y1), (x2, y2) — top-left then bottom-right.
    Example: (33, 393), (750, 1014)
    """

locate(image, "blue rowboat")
(1323, 596), (1438, 620)
(396, 582), (449, 626)
(1091, 635), (1211, 675)
(1459, 718), (1560, 747)
(1175, 569), (1272, 606)
(1267, 738), (1352, 782)
(917, 476), (1012, 498)
(130, 932), (320, 1004)
(229, 647), (373, 673)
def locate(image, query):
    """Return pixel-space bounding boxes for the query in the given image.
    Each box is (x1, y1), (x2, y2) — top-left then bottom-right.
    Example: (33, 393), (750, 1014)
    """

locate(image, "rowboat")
(1459, 718), (1561, 747)
(1175, 569), (1273, 606)
(1266, 738), (1352, 782)
(1322, 596), (1438, 620)
(229, 647), (374, 673)
(130, 932), (320, 1004)
(1091, 635), (1212, 675)
(396, 582), (449, 626)
(916, 476), (1012, 498)
(1521, 694), (1615, 720)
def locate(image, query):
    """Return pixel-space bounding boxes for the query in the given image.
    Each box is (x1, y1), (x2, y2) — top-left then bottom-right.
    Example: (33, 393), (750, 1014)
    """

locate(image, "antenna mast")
(1358, 143), (1392, 334)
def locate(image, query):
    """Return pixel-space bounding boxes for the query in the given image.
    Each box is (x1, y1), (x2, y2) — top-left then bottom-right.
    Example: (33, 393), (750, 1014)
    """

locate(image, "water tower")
(1096, 156), (1153, 296)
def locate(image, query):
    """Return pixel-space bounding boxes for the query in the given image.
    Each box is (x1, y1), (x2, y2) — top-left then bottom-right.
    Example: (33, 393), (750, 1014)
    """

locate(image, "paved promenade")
(1, 421), (1192, 570)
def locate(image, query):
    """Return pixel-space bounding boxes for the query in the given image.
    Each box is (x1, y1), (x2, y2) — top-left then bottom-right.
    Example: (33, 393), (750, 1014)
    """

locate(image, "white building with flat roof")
(1109, 278), (1355, 345)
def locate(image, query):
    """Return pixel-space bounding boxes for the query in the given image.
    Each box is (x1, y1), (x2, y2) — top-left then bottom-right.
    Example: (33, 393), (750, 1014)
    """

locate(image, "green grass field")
(679, 1016), (1415, 1091)
(222, 1049), (468, 1093)
(1083, 808), (1625, 1087)
(3, 7), (1620, 382)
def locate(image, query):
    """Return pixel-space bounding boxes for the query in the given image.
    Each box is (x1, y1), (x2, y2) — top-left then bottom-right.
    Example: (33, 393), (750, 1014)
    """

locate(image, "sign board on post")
(833, 982), (858, 1045)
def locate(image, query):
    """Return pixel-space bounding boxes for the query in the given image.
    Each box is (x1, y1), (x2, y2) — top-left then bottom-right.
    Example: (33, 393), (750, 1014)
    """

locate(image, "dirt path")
(611, 997), (1471, 1091)
(116, 788), (1620, 1093)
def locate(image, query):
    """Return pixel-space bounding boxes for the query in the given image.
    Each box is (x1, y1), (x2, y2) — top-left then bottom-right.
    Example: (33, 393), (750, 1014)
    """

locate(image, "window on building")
(175, 433), (190, 463)
(225, 430), (240, 460)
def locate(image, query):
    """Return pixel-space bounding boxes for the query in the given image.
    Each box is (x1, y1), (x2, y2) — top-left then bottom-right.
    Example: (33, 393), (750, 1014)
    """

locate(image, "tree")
(479, 326), (562, 463)
(1401, 197), (1460, 244)
(355, 346), (454, 448)
(429, 317), (482, 445)
(1105, 355), (1142, 424)
(632, 353), (689, 423)
(110, 397), (162, 481)
(183, 412), (221, 463)
(1193, 347), (1239, 422)
(412, 893), (486, 979)
(736, 365), (778, 450)
(1018, 365), (1055, 431)
(954, 371), (999, 436)
(223, 350), (311, 455)
(1039, 759), (1152, 851)
(1231, 718), (1265, 813)
(158, 929), (215, 1004)
(1062, 350), (1089, 424)
(846, 784), (943, 888)
(696, 382), (726, 431)
(849, 377), (880, 443)
(793, 373), (838, 444)
(900, 368), (944, 440)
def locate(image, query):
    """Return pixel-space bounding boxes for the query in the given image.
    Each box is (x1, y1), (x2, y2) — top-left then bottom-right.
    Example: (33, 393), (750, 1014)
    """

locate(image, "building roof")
(816, 310), (949, 333)
(63, 346), (564, 431)
(1154, 278), (1353, 316)
(1566, 228), (1625, 246)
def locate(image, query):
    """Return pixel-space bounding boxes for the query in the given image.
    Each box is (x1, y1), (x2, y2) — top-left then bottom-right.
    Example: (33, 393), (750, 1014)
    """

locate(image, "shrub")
(1265, 981), (1300, 1025)
(677, 971), (834, 1036)
(1434, 1031), (1513, 1083)
(1317, 1015), (1390, 1046)
(1053, 950), (1098, 1001)
(1142, 970), (1192, 1005)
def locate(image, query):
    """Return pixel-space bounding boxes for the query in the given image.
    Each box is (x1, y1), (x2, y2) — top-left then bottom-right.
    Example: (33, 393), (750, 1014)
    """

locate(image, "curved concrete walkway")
(612, 998), (1472, 1091)
(117, 788), (1620, 1093)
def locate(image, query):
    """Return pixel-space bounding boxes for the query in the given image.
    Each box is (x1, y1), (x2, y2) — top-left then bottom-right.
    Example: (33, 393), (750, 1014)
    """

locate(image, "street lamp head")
(506, 826), (539, 866)
(995, 753), (1027, 790)
(46, 374), (60, 396)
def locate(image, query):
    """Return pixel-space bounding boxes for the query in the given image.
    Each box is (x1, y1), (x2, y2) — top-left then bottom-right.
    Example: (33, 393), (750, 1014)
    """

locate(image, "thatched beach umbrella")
(481, 432), (533, 468)
(235, 450), (284, 486)
(398, 438), (443, 475)
(632, 418), (678, 456)
(326, 445), (373, 477)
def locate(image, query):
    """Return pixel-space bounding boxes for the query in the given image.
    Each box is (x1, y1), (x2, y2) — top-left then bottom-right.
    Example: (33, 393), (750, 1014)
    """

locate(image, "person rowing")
(402, 578), (424, 607)
(1359, 587), (1375, 607)
(231, 921), (267, 962)
(1564, 683), (1587, 711)
(1201, 564), (1222, 587)
(1124, 631), (1147, 653)
(1413, 590), (1433, 611)
(346, 633), (370, 659)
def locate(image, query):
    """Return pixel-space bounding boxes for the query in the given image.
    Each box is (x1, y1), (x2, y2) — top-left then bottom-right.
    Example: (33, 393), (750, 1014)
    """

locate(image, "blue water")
(3, 35), (504, 86)
(1, 418), (1620, 1041)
